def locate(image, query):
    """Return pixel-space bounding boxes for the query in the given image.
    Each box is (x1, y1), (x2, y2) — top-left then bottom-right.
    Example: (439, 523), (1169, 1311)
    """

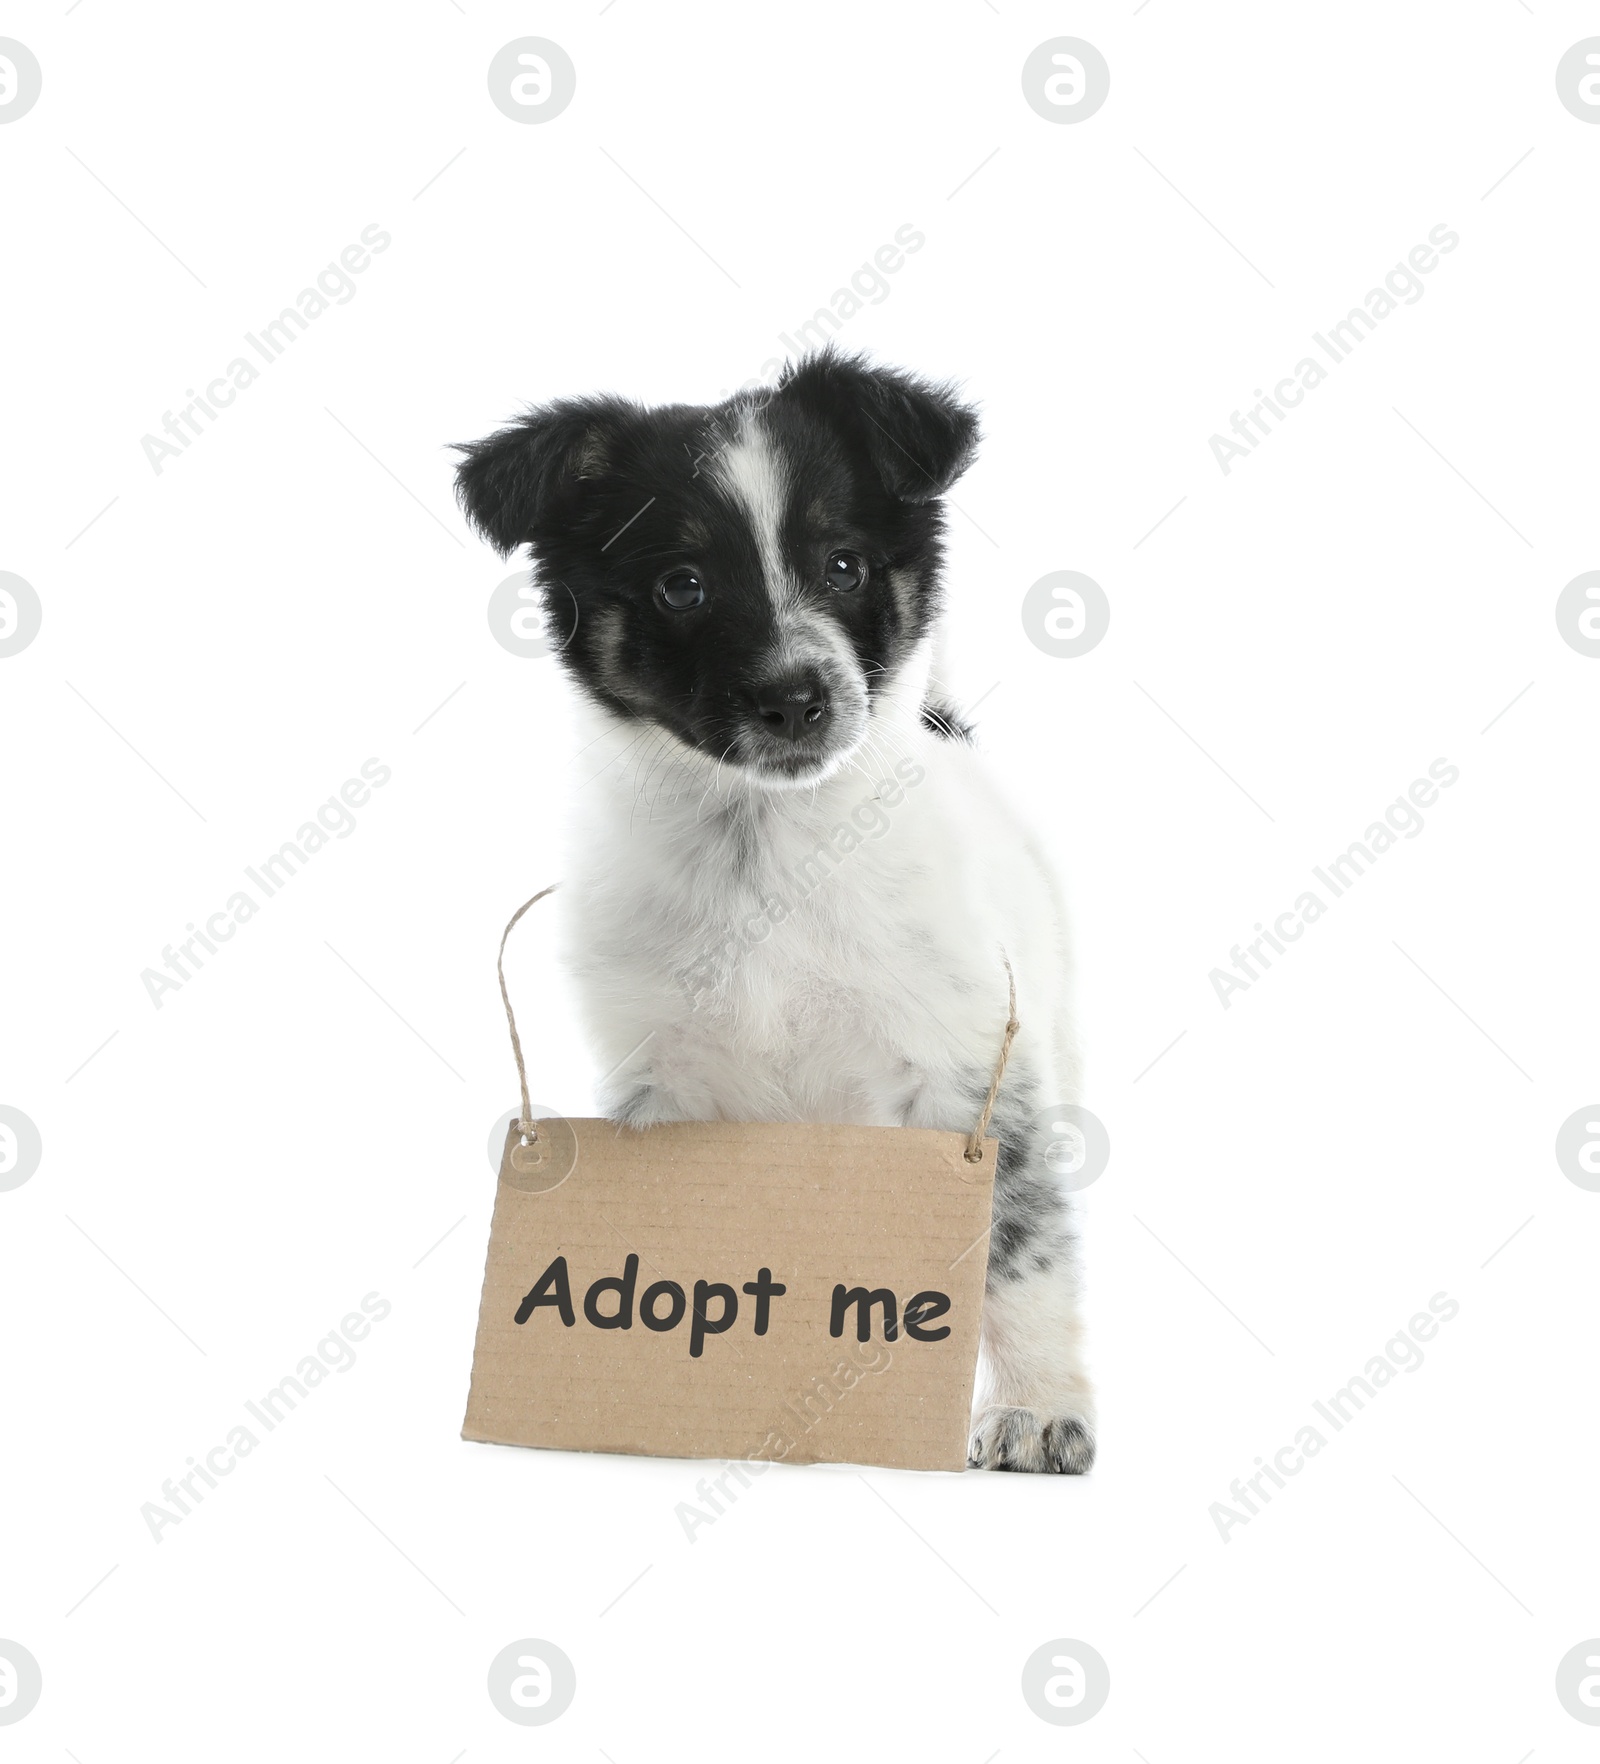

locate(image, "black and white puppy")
(455, 353), (1094, 1472)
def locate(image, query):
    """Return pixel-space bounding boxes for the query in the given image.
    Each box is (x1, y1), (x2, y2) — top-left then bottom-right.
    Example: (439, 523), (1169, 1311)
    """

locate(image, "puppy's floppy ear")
(776, 350), (979, 502)
(453, 396), (633, 555)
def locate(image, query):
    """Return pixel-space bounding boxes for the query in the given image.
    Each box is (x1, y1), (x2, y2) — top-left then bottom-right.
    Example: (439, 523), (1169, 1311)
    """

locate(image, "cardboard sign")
(463, 1117), (997, 1472)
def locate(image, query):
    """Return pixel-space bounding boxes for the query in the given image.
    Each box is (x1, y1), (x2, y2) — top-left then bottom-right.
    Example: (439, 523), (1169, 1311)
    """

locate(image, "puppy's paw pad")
(968, 1406), (1095, 1474)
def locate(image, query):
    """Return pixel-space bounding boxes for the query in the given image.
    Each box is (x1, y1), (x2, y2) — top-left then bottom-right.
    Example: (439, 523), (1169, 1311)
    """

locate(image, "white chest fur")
(558, 682), (1076, 1133)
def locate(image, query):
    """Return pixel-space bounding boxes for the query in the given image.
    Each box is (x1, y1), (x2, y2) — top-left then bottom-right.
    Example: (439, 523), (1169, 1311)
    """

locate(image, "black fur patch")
(978, 1082), (1080, 1286)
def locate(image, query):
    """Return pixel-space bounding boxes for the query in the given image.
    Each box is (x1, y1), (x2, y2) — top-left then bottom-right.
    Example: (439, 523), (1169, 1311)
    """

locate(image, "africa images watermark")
(141, 1292), (392, 1543)
(1210, 757), (1458, 1009)
(1209, 224), (1459, 475)
(775, 223), (925, 360)
(1210, 1292), (1459, 1542)
(140, 225), (391, 474)
(693, 221), (929, 408)
(141, 758), (390, 1008)
(676, 755), (927, 1009)
(673, 1336), (894, 1542)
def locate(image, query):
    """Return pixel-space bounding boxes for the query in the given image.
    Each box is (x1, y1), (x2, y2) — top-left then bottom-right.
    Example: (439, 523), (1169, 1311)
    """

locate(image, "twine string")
(498, 886), (559, 1144)
(965, 955), (1019, 1163)
(497, 890), (1018, 1159)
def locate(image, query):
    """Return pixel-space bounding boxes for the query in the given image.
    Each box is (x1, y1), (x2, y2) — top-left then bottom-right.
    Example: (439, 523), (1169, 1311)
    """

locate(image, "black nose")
(753, 674), (830, 741)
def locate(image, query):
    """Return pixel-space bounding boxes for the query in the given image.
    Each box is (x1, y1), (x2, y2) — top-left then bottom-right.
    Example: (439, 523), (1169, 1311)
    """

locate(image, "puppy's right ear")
(453, 396), (632, 556)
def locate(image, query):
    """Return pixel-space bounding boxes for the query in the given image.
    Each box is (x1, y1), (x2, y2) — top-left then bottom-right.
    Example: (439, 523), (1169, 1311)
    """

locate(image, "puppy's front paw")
(968, 1405), (1095, 1474)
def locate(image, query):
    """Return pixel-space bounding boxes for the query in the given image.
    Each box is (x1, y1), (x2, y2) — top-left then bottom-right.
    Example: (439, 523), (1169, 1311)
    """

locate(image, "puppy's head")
(454, 352), (978, 787)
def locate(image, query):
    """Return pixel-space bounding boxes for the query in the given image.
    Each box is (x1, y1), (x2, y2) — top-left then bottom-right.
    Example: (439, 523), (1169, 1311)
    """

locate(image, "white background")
(3, 1), (1598, 1756)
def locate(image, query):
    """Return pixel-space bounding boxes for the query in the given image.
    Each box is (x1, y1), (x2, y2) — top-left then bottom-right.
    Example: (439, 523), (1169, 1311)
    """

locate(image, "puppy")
(455, 352), (1094, 1472)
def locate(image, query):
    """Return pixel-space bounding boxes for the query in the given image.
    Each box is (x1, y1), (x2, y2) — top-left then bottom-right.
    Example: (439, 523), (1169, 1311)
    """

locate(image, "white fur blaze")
(711, 417), (795, 618)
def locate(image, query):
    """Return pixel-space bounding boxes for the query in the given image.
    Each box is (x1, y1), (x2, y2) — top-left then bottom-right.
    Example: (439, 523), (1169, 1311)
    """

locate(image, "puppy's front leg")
(598, 1036), (713, 1129)
(969, 1117), (1097, 1474)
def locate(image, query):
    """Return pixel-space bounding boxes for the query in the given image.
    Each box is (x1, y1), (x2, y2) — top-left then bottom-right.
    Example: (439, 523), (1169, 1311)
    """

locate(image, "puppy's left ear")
(777, 352), (979, 503)
(452, 395), (632, 555)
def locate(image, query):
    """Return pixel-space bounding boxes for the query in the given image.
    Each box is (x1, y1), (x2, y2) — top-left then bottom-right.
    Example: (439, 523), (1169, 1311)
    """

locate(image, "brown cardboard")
(462, 1117), (997, 1472)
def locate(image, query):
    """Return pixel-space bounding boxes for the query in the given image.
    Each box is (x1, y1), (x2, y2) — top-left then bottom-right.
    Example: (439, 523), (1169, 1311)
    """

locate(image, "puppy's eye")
(825, 550), (867, 593)
(657, 569), (705, 610)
